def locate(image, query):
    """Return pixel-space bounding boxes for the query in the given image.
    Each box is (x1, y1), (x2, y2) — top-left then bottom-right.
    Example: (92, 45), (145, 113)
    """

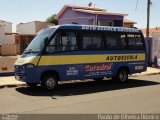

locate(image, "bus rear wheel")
(41, 74), (58, 91)
(114, 68), (128, 82)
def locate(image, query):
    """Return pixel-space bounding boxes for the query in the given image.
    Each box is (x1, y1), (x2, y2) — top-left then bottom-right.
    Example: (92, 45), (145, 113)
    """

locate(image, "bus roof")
(50, 24), (142, 33)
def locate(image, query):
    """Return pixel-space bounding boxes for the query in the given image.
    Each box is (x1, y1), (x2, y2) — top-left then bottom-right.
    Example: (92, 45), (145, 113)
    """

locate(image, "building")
(57, 5), (130, 27)
(124, 19), (137, 28)
(0, 20), (12, 33)
(17, 21), (54, 35)
(0, 20), (17, 55)
(141, 27), (160, 37)
(16, 21), (54, 54)
(0, 20), (15, 45)
(15, 34), (36, 54)
(140, 27), (160, 66)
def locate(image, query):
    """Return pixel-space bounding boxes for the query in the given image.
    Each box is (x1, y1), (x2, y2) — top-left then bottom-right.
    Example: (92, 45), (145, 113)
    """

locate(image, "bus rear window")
(127, 34), (144, 50)
(104, 33), (144, 50)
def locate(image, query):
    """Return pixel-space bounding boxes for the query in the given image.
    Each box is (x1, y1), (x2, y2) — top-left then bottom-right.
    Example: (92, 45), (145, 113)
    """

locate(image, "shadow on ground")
(16, 79), (160, 97)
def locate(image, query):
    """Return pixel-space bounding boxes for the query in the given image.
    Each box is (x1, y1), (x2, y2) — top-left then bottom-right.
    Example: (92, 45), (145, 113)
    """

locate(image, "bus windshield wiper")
(24, 49), (38, 54)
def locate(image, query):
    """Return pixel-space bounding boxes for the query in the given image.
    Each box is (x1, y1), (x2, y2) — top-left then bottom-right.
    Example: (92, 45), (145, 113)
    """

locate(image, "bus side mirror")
(44, 37), (49, 46)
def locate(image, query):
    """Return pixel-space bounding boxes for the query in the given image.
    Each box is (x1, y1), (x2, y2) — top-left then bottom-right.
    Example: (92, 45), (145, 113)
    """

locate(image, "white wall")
(5, 35), (15, 44)
(0, 26), (5, 35)
(17, 22), (36, 34)
(0, 26), (6, 44)
(0, 26), (15, 45)
(0, 21), (12, 33)
(35, 21), (54, 33)
(150, 33), (160, 66)
(4, 22), (12, 33)
(17, 21), (54, 35)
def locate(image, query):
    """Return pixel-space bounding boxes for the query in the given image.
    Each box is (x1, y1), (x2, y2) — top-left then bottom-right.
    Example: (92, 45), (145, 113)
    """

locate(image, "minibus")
(15, 24), (147, 90)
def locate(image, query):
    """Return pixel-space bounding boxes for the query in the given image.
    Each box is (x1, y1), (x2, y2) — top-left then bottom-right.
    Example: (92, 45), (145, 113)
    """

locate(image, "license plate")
(15, 76), (20, 80)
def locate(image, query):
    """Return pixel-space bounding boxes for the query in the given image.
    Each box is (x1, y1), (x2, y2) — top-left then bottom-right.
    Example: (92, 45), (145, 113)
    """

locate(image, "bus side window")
(135, 35), (144, 50)
(64, 32), (78, 51)
(105, 36), (117, 49)
(81, 32), (103, 50)
(120, 35), (127, 49)
(46, 33), (61, 53)
(46, 31), (78, 53)
(127, 34), (144, 50)
(82, 36), (92, 50)
(105, 33), (126, 50)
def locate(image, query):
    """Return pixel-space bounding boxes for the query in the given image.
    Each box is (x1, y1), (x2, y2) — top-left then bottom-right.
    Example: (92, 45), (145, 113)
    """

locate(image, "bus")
(14, 24), (147, 90)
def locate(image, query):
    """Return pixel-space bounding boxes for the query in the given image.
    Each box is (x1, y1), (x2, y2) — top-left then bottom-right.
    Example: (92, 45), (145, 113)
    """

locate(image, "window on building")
(107, 21), (114, 26)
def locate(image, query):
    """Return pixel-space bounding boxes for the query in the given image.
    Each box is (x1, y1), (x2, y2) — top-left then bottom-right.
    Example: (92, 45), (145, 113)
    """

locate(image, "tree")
(46, 14), (58, 25)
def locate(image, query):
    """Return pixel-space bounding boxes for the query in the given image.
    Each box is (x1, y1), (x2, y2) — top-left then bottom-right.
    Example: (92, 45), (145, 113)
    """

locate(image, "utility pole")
(146, 0), (151, 37)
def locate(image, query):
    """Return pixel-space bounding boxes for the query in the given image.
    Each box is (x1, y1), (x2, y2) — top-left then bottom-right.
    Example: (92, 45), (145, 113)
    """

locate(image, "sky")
(0, 0), (160, 32)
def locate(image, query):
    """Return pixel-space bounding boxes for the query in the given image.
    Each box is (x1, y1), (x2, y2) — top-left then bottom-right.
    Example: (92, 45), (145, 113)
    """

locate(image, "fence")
(15, 34), (36, 54)
(147, 32), (160, 66)
(0, 44), (17, 56)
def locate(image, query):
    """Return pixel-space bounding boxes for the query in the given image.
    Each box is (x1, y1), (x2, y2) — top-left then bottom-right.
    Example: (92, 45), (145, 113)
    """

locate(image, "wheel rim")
(45, 77), (57, 90)
(119, 71), (127, 82)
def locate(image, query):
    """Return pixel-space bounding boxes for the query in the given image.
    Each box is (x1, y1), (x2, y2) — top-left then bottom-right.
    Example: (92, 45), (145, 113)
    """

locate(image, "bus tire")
(41, 74), (58, 91)
(26, 83), (38, 88)
(114, 68), (128, 82)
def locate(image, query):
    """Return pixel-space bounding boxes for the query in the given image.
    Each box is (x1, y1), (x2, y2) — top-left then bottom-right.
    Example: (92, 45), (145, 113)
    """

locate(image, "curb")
(0, 72), (14, 77)
(0, 83), (26, 89)
(129, 72), (160, 77)
(0, 72), (160, 89)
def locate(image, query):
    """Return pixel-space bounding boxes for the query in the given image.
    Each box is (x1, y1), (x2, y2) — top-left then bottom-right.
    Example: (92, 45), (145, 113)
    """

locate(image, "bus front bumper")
(14, 66), (40, 83)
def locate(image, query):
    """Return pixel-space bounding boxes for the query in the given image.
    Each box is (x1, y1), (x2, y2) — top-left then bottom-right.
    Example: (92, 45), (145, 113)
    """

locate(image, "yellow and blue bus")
(14, 24), (147, 90)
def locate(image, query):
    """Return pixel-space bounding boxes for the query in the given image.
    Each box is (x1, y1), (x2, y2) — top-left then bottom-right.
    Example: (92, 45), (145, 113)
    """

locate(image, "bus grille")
(15, 72), (23, 80)
(14, 65), (24, 80)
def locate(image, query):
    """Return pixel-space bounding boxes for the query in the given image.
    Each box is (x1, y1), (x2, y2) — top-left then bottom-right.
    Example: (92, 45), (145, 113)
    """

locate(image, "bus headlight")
(23, 64), (35, 68)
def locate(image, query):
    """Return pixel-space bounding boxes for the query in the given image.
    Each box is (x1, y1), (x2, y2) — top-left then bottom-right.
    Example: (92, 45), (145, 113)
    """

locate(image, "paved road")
(0, 75), (160, 114)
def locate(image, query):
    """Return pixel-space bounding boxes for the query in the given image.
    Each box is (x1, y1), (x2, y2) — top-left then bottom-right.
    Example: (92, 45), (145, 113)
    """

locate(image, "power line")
(135, 0), (139, 11)
(146, 0), (152, 37)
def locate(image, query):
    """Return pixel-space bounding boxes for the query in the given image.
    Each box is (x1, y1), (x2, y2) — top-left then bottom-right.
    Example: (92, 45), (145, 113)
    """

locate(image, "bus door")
(40, 30), (81, 80)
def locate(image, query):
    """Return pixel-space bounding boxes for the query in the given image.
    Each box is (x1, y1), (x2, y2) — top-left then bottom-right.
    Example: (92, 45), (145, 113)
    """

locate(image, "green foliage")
(46, 14), (58, 25)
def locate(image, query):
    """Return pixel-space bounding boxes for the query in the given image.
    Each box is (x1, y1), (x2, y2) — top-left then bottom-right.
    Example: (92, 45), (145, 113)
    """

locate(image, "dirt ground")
(0, 56), (19, 72)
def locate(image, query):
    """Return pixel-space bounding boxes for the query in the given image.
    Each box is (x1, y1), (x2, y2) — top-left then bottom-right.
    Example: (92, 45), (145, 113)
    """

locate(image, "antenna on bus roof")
(68, 22), (80, 24)
(133, 27), (138, 29)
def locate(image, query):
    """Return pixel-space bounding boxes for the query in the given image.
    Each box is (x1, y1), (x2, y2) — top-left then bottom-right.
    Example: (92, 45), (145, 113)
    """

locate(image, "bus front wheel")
(41, 74), (58, 90)
(113, 68), (128, 82)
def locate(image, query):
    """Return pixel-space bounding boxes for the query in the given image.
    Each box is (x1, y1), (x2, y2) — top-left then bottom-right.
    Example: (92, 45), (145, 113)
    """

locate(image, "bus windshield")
(24, 28), (55, 54)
